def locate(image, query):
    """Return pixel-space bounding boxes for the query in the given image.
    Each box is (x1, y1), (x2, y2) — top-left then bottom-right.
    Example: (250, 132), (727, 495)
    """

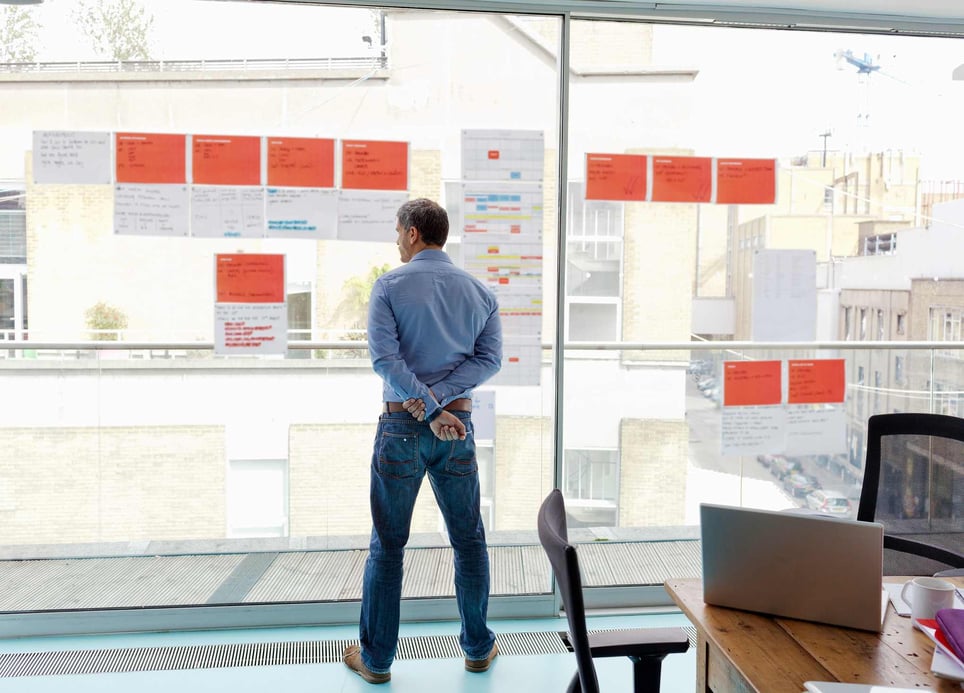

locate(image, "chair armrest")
(577, 627), (689, 659)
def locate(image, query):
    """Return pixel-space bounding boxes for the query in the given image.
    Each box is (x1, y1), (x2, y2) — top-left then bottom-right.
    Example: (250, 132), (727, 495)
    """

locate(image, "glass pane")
(0, 278), (12, 332)
(0, 1), (561, 612)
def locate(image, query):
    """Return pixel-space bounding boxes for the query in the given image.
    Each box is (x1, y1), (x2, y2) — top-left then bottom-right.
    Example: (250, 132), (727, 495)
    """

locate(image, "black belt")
(384, 398), (472, 413)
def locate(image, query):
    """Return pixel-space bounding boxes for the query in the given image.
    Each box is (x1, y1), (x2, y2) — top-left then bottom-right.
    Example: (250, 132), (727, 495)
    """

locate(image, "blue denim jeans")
(359, 410), (495, 674)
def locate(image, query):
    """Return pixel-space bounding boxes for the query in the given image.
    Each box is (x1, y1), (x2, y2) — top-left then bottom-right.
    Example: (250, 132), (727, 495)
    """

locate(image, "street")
(683, 377), (859, 524)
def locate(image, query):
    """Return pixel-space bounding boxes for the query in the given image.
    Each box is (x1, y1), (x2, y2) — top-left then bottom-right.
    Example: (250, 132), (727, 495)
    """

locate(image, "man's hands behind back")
(430, 410), (466, 441)
(402, 398), (466, 440)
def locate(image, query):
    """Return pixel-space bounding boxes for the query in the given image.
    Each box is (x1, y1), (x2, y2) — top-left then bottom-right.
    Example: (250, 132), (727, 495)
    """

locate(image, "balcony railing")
(0, 56), (388, 75)
(0, 340), (960, 635)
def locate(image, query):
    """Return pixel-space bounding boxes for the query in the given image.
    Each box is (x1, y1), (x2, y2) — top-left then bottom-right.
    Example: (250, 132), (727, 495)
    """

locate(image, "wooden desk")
(665, 576), (963, 693)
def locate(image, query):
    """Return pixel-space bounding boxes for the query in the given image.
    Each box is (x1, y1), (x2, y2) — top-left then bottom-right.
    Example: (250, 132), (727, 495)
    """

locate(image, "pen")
(957, 587), (964, 604)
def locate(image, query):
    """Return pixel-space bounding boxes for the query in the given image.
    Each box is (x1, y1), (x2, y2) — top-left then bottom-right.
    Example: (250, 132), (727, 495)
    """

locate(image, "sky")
(12, 1), (964, 178)
(654, 24), (964, 178)
(19, 0), (375, 61)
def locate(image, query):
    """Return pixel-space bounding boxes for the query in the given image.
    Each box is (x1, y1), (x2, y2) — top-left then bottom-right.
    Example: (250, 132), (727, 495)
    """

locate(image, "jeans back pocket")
(445, 434), (477, 476)
(377, 430), (418, 478)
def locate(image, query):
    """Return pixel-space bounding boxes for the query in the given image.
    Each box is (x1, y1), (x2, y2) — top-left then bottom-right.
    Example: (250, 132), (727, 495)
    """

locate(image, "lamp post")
(819, 130), (832, 167)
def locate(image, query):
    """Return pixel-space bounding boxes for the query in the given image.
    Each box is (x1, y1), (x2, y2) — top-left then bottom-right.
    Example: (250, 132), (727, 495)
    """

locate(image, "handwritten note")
(723, 360), (782, 406)
(721, 406), (786, 456)
(341, 140), (409, 191)
(116, 132), (186, 184)
(214, 303), (287, 355)
(585, 153), (648, 201)
(192, 135), (261, 186)
(716, 158), (777, 204)
(192, 186), (265, 238)
(788, 359), (845, 403)
(785, 405), (846, 455)
(652, 156), (711, 203)
(337, 190), (409, 242)
(266, 187), (337, 240)
(215, 253), (285, 303)
(267, 137), (335, 188)
(33, 130), (111, 184)
(114, 184), (189, 237)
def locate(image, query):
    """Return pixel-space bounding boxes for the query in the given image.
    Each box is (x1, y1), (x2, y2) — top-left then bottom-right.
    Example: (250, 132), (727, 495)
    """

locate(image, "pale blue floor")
(0, 612), (696, 692)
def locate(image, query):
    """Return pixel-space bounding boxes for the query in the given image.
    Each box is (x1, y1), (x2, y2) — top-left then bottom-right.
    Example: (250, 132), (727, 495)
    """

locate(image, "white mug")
(901, 576), (955, 623)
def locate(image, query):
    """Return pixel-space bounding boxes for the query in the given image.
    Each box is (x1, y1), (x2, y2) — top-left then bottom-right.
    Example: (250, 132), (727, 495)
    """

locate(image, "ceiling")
(264, 0), (964, 35)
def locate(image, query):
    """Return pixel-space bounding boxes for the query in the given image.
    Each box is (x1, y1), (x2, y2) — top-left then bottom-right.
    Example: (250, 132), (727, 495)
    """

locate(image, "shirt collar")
(410, 249), (451, 264)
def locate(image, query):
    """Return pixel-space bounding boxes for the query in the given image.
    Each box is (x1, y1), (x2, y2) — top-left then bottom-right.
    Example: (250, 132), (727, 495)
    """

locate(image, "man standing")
(343, 198), (502, 684)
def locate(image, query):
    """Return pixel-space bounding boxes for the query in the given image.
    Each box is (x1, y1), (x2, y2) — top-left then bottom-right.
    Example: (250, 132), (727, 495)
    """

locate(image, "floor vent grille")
(0, 626), (695, 678)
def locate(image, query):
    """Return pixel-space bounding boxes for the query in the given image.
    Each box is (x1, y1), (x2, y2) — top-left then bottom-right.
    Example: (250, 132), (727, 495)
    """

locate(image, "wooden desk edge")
(664, 576), (964, 693)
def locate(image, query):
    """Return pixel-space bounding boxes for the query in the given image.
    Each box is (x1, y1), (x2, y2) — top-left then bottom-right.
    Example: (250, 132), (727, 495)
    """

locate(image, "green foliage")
(72, 0), (154, 61)
(341, 263), (391, 322)
(321, 263), (390, 359)
(84, 301), (128, 341)
(0, 7), (41, 63)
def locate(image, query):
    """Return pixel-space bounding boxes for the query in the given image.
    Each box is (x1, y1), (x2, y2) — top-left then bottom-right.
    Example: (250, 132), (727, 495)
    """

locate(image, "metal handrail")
(0, 56), (388, 75)
(2, 340), (963, 351)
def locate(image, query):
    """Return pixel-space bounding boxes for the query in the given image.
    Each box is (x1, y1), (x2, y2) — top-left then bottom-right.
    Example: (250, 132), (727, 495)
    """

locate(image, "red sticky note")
(723, 360), (782, 406)
(116, 132), (186, 184)
(216, 254), (285, 304)
(341, 139), (408, 190)
(267, 137), (334, 188)
(193, 135), (261, 186)
(585, 153), (648, 201)
(652, 156), (711, 203)
(716, 158), (776, 204)
(788, 359), (845, 404)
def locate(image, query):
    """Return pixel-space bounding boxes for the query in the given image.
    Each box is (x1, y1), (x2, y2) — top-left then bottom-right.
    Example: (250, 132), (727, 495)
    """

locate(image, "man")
(343, 198), (502, 684)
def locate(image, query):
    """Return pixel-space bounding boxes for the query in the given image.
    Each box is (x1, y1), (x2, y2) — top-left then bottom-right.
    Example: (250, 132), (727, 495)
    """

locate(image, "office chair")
(857, 413), (964, 575)
(537, 489), (689, 693)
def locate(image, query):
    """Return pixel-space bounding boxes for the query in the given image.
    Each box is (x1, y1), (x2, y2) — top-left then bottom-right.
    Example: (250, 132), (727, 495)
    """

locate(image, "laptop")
(700, 503), (888, 632)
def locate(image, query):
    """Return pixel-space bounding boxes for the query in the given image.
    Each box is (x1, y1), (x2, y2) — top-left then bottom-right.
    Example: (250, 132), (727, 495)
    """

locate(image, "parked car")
(756, 454), (777, 468)
(770, 456), (802, 481)
(784, 473), (818, 498)
(805, 489), (852, 516)
(688, 359), (713, 379)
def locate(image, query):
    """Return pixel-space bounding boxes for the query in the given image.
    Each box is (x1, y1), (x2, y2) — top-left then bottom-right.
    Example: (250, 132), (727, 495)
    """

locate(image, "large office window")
(3, 0), (964, 628)
(566, 182), (623, 342)
(227, 459), (289, 538)
(562, 449), (618, 528)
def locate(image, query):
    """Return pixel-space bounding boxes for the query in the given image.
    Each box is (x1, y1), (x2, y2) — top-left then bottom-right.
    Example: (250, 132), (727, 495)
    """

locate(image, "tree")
(85, 301), (128, 341)
(322, 264), (390, 358)
(336, 263), (391, 329)
(0, 7), (40, 64)
(72, 0), (154, 61)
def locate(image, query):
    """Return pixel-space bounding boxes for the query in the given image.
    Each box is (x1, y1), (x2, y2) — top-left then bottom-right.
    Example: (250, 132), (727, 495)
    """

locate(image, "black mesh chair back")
(857, 413), (964, 575)
(537, 489), (689, 693)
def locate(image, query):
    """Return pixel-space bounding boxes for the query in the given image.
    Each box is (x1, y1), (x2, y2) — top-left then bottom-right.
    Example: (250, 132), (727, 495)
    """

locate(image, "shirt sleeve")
(430, 298), (503, 403)
(367, 278), (440, 416)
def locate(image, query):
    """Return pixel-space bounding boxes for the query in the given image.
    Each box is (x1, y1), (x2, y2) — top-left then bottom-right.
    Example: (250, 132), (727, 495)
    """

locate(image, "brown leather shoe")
(465, 642), (498, 672)
(343, 644), (391, 684)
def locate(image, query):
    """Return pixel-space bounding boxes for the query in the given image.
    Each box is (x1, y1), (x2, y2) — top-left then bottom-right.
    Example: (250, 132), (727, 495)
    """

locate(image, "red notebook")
(936, 608), (964, 662)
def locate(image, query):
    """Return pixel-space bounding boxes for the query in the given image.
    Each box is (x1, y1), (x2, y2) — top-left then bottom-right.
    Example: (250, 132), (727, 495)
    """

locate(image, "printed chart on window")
(461, 129), (544, 182)
(458, 181), (543, 386)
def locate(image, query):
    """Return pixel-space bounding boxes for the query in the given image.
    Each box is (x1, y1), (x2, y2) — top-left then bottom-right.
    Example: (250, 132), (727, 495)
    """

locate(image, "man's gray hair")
(397, 198), (449, 247)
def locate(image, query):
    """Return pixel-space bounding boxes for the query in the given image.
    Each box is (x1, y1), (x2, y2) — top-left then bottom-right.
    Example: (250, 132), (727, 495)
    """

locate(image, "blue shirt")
(368, 249), (502, 421)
